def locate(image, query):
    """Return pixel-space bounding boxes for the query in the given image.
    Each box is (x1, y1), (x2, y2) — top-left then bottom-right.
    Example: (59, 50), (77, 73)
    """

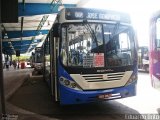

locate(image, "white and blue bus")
(30, 47), (43, 73)
(43, 8), (138, 105)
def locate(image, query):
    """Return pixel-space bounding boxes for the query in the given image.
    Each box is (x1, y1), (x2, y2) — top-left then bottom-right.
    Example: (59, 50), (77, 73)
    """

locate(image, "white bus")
(44, 8), (138, 105)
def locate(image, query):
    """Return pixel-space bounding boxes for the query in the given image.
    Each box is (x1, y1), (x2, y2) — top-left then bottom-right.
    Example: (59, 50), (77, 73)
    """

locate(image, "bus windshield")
(35, 52), (43, 63)
(61, 23), (134, 68)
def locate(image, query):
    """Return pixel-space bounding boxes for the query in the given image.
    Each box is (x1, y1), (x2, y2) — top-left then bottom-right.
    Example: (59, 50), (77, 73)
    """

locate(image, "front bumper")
(59, 81), (137, 105)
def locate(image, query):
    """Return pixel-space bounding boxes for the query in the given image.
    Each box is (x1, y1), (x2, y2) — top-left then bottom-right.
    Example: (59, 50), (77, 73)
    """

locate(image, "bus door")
(50, 24), (60, 102)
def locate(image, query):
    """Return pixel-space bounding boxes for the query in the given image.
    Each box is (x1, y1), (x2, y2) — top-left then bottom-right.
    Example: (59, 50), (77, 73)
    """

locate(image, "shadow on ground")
(8, 76), (144, 120)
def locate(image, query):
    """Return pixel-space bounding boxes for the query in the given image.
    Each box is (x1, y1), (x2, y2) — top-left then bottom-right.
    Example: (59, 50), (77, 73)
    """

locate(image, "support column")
(0, 0), (6, 116)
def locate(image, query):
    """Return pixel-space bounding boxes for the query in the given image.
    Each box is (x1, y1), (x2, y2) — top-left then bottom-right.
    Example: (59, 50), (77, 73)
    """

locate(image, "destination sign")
(65, 8), (130, 23)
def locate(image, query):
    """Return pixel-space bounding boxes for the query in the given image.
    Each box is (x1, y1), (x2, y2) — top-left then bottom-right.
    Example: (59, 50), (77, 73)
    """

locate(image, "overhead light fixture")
(4, 33), (8, 39)
(104, 32), (112, 35)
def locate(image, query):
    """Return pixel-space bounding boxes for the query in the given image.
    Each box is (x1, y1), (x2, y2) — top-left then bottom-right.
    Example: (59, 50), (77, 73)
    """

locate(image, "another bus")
(43, 8), (138, 105)
(150, 11), (160, 90)
(30, 52), (35, 68)
(31, 47), (43, 74)
(138, 46), (149, 72)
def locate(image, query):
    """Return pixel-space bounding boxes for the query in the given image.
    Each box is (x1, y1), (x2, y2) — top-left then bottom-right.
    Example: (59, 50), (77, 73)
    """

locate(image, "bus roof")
(58, 8), (131, 24)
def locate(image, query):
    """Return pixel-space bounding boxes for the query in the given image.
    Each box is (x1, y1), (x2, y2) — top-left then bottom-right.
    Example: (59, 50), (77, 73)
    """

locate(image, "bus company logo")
(1, 114), (18, 120)
(97, 69), (114, 73)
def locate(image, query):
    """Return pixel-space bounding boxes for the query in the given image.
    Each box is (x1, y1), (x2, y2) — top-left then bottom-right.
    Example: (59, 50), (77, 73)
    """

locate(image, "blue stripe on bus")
(59, 81), (137, 105)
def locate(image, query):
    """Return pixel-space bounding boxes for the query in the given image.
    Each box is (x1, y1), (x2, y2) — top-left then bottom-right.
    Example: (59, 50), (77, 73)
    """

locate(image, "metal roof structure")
(2, 0), (87, 55)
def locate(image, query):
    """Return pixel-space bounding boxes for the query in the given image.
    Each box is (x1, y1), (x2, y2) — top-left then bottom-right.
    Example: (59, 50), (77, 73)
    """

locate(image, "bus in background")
(30, 51), (36, 68)
(150, 11), (160, 90)
(31, 47), (43, 74)
(138, 46), (149, 72)
(43, 8), (138, 105)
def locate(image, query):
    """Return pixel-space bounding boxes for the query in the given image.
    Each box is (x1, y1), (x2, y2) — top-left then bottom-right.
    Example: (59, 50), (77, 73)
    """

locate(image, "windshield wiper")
(83, 20), (98, 47)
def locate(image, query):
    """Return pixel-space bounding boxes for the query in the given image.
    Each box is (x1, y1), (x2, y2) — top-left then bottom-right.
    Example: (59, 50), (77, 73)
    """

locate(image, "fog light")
(71, 82), (76, 88)
(59, 76), (82, 90)
(64, 80), (70, 86)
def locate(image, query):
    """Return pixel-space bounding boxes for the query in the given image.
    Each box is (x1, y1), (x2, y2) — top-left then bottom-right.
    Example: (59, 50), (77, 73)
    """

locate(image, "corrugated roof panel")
(2, 0), (84, 54)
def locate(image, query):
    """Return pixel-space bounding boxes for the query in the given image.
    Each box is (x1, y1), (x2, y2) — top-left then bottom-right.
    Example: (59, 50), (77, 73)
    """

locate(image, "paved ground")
(3, 67), (31, 99)
(2, 68), (160, 120)
(116, 71), (160, 114)
(8, 76), (142, 120)
(1, 67), (33, 119)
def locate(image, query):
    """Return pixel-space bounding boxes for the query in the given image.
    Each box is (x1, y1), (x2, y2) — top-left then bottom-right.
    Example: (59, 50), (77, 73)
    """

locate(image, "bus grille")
(82, 72), (125, 82)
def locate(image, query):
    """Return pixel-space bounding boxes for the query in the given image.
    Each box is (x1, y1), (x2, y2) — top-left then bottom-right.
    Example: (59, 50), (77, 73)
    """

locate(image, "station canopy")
(2, 0), (87, 55)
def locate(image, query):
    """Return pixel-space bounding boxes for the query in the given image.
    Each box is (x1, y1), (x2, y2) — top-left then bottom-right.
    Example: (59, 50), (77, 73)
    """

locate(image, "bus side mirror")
(52, 23), (60, 37)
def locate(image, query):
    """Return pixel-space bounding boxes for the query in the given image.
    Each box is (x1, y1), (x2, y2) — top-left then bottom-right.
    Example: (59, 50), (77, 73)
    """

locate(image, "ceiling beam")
(51, 0), (62, 11)
(3, 38), (41, 42)
(2, 30), (48, 39)
(20, 17), (24, 53)
(22, 0), (25, 11)
(27, 15), (49, 52)
(21, 17), (24, 34)
(18, 3), (76, 16)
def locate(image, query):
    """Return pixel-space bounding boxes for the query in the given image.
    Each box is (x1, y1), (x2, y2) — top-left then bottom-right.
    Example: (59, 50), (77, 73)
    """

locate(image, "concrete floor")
(3, 69), (160, 120)
(116, 71), (160, 114)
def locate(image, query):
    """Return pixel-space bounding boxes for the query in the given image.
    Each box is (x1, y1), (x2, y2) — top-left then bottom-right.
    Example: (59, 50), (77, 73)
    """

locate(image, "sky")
(83, 0), (160, 47)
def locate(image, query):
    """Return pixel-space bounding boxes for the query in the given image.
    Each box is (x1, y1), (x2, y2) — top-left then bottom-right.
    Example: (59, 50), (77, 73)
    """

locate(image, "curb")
(5, 69), (58, 120)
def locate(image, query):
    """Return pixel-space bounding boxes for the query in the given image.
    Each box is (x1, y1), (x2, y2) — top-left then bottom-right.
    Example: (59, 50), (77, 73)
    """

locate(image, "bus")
(30, 52), (35, 68)
(43, 8), (138, 105)
(31, 47), (43, 74)
(150, 11), (160, 90)
(138, 46), (149, 72)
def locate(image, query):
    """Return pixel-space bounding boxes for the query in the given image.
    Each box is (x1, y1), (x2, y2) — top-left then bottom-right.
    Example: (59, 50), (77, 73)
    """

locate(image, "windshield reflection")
(61, 23), (134, 68)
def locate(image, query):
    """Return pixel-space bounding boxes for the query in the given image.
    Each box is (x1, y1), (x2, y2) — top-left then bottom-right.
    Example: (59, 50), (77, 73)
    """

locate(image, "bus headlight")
(70, 82), (77, 88)
(64, 79), (70, 86)
(125, 74), (137, 85)
(59, 77), (82, 90)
